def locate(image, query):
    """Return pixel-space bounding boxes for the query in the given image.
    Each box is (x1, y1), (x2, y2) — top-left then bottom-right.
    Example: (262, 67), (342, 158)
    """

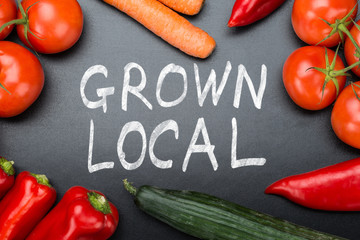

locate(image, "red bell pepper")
(0, 171), (56, 239)
(0, 156), (15, 198)
(228, 0), (286, 27)
(27, 186), (119, 240)
(265, 157), (360, 211)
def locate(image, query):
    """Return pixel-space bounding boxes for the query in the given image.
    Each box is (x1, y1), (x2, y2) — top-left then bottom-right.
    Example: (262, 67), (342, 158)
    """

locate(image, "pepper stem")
(0, 157), (14, 176)
(30, 173), (52, 188)
(123, 179), (137, 196)
(88, 191), (112, 214)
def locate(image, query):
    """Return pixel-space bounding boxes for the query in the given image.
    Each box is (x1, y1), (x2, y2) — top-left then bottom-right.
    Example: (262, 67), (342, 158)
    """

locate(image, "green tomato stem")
(0, 19), (26, 34)
(338, 23), (360, 55)
(17, 0), (27, 18)
(332, 60), (360, 77)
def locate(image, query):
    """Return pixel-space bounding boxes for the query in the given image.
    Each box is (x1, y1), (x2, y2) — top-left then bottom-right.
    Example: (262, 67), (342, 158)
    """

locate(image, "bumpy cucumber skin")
(134, 186), (346, 240)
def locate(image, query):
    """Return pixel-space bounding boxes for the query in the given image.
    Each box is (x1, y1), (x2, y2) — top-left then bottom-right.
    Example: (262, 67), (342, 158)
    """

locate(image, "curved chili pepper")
(0, 171), (56, 239)
(265, 157), (360, 211)
(27, 186), (119, 240)
(228, 0), (286, 27)
(0, 157), (15, 198)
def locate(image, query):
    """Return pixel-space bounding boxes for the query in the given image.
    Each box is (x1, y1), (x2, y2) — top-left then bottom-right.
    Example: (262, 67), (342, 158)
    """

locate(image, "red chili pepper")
(0, 171), (56, 239)
(228, 0), (286, 27)
(27, 186), (119, 240)
(265, 157), (360, 211)
(0, 157), (15, 198)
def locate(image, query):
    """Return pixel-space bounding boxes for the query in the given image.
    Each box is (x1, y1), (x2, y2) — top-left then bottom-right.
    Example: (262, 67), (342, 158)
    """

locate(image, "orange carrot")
(157, 0), (205, 15)
(103, 0), (216, 59)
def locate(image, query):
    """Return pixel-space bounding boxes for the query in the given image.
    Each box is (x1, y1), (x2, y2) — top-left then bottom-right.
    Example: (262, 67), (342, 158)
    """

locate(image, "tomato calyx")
(15, 0), (42, 52)
(350, 82), (360, 101)
(308, 46), (346, 99)
(318, 4), (360, 51)
(311, 46), (360, 102)
(0, 0), (42, 53)
(0, 83), (11, 95)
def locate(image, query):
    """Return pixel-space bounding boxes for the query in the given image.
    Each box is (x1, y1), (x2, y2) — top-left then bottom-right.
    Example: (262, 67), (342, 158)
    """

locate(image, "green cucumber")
(123, 180), (346, 240)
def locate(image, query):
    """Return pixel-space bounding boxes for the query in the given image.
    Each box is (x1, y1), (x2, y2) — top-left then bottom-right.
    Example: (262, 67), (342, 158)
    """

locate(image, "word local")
(80, 61), (268, 172)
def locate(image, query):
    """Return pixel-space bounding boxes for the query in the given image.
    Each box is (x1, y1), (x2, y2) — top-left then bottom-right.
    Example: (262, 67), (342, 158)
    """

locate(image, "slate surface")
(1, 0), (360, 239)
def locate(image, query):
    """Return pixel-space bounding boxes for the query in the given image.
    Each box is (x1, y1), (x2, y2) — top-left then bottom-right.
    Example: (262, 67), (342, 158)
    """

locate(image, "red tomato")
(331, 82), (360, 149)
(0, 41), (44, 118)
(344, 19), (360, 77)
(292, 0), (357, 47)
(283, 46), (346, 110)
(16, 0), (83, 54)
(0, 0), (17, 40)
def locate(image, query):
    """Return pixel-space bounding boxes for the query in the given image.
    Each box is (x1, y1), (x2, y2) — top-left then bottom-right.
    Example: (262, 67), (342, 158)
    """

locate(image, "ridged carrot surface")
(103, 0), (216, 59)
(157, 0), (205, 15)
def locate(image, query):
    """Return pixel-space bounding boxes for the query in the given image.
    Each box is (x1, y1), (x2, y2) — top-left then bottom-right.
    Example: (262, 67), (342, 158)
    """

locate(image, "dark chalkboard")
(2, 0), (360, 239)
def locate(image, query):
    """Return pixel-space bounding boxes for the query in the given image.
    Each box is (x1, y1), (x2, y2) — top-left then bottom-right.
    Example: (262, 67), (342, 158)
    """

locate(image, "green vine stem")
(338, 23), (360, 58)
(332, 59), (360, 76)
(0, 19), (26, 34)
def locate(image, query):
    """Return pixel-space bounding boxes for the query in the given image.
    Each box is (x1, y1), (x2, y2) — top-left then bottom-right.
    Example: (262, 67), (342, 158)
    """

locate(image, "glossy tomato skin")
(283, 46), (346, 110)
(331, 82), (360, 149)
(344, 20), (360, 77)
(292, 0), (357, 47)
(0, 0), (17, 40)
(0, 41), (44, 118)
(17, 0), (83, 54)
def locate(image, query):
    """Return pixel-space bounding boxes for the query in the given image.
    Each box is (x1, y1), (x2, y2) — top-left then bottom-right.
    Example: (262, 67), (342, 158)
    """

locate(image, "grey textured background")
(1, 0), (360, 239)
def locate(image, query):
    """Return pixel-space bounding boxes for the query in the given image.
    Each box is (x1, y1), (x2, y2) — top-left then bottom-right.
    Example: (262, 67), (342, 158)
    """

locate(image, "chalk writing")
(82, 62), (267, 172)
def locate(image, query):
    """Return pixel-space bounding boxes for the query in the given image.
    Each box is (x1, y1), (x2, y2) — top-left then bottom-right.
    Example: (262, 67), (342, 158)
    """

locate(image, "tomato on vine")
(344, 20), (360, 77)
(0, 41), (44, 118)
(292, 0), (357, 47)
(0, 0), (84, 54)
(0, 0), (17, 40)
(16, 0), (83, 54)
(331, 82), (360, 149)
(283, 46), (347, 110)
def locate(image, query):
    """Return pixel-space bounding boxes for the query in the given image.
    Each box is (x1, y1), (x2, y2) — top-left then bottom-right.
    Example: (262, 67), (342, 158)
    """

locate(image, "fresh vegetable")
(0, 171), (56, 239)
(0, 157), (14, 199)
(27, 186), (119, 240)
(228, 0), (286, 27)
(13, 0), (83, 54)
(331, 82), (360, 149)
(344, 20), (360, 77)
(266, 157), (360, 211)
(0, 41), (44, 118)
(282, 46), (346, 110)
(292, 0), (357, 47)
(0, 0), (17, 40)
(124, 180), (345, 240)
(157, 0), (205, 15)
(102, 0), (216, 59)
